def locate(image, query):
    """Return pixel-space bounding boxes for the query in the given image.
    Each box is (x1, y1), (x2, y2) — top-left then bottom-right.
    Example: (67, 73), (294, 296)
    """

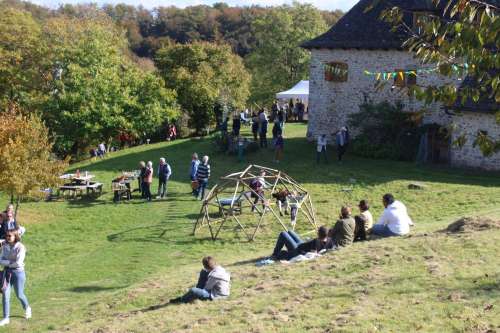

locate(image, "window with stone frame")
(325, 62), (348, 82)
(394, 69), (417, 88)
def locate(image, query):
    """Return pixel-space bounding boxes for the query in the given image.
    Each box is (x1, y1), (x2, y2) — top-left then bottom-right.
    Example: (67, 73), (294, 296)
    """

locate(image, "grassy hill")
(1, 123), (499, 332)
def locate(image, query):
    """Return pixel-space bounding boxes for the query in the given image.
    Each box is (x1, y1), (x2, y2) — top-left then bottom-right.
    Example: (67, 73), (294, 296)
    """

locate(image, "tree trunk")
(14, 196), (19, 220)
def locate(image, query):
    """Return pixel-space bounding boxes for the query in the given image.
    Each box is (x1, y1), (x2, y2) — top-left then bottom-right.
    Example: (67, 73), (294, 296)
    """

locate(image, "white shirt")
(317, 136), (327, 152)
(0, 242), (26, 271)
(376, 200), (412, 235)
(98, 143), (106, 152)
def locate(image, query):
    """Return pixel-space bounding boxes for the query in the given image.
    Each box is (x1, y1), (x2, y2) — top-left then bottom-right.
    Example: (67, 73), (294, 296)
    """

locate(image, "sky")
(30, 0), (358, 11)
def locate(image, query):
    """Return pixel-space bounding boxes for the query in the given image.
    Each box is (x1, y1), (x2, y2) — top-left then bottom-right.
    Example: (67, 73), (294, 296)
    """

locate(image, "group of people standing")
(0, 204), (31, 327)
(316, 127), (350, 163)
(138, 158), (172, 202)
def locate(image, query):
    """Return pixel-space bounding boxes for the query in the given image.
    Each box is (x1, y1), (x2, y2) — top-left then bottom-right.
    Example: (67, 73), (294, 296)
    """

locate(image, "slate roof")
(302, 0), (498, 50)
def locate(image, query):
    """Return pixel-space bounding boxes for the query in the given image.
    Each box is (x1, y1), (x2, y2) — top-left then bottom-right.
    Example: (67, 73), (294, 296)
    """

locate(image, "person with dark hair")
(354, 200), (373, 241)
(0, 229), (31, 326)
(329, 206), (356, 247)
(272, 189), (290, 216)
(143, 161), (153, 202)
(170, 256), (230, 303)
(138, 161), (146, 197)
(372, 194), (413, 237)
(220, 117), (229, 136)
(232, 113), (241, 136)
(335, 127), (348, 162)
(258, 110), (268, 148)
(271, 226), (334, 260)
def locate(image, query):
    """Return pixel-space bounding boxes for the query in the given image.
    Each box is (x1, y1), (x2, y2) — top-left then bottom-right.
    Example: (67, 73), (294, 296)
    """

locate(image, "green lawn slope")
(1, 123), (499, 332)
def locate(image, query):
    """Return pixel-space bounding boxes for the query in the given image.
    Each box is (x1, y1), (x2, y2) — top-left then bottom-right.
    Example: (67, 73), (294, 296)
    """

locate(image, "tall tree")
(155, 42), (251, 134)
(43, 15), (178, 156)
(246, 3), (328, 104)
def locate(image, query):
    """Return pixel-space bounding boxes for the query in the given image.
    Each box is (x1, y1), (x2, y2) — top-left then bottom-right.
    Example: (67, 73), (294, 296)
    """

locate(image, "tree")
(42, 15), (178, 156)
(245, 3), (328, 104)
(378, 0), (499, 155)
(155, 42), (251, 134)
(0, 8), (47, 111)
(0, 108), (68, 207)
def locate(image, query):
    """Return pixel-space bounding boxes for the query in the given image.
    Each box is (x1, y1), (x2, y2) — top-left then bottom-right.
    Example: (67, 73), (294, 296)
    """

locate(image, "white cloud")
(30, 0), (358, 11)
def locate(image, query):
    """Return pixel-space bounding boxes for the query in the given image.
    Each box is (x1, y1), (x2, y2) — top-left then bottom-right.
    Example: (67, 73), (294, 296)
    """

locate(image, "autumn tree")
(155, 42), (251, 134)
(377, 0), (499, 155)
(0, 108), (68, 207)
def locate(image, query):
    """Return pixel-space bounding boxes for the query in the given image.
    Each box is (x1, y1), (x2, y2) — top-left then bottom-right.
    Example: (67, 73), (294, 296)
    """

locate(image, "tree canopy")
(245, 3), (328, 104)
(155, 42), (250, 133)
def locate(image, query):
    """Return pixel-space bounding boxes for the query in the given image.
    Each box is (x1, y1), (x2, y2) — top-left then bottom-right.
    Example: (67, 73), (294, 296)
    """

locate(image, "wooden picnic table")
(58, 173), (102, 198)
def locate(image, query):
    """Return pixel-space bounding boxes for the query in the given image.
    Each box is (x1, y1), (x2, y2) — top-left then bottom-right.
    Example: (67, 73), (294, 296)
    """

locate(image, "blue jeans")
(181, 287), (211, 302)
(272, 230), (303, 260)
(316, 147), (327, 163)
(372, 224), (399, 237)
(2, 270), (29, 318)
(198, 179), (208, 200)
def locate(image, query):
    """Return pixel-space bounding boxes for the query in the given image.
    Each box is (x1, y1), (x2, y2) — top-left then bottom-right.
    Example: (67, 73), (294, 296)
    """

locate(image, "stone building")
(302, 0), (499, 170)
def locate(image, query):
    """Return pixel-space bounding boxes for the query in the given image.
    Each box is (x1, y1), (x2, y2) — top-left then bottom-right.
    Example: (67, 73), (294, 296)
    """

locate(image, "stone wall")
(307, 48), (500, 171)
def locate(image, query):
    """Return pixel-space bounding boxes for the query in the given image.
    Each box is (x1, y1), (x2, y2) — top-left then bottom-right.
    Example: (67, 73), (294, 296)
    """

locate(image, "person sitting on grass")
(353, 200), (373, 241)
(271, 226), (333, 260)
(329, 206), (356, 248)
(170, 256), (230, 303)
(372, 193), (413, 237)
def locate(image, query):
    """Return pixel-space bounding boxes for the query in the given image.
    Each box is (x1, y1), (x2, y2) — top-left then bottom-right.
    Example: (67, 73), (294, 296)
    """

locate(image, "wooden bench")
(59, 185), (87, 198)
(112, 182), (131, 202)
(86, 182), (103, 196)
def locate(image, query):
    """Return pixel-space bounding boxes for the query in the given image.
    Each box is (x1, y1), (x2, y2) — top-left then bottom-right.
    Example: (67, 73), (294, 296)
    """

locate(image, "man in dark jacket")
(271, 226), (333, 260)
(156, 157), (172, 199)
(329, 206), (356, 247)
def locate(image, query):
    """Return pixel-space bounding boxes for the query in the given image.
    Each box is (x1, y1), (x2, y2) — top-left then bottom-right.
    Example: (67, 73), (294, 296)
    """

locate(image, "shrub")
(348, 102), (422, 161)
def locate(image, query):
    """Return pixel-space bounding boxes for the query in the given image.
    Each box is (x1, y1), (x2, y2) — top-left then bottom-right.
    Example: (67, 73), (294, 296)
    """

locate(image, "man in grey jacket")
(170, 256), (230, 303)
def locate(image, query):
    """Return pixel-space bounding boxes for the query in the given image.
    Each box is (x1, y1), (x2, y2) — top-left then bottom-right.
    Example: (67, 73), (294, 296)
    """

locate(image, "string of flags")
(324, 62), (474, 81)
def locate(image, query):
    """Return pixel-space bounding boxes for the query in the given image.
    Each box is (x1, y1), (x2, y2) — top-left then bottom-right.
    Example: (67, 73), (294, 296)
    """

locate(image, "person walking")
(143, 161), (153, 202)
(316, 134), (328, 164)
(0, 229), (31, 326)
(156, 157), (172, 199)
(190, 153), (200, 196)
(259, 110), (268, 148)
(232, 113), (241, 137)
(251, 113), (259, 142)
(196, 156), (211, 200)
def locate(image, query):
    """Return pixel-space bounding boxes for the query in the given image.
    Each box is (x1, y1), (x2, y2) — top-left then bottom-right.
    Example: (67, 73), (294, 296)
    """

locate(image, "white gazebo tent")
(276, 80), (309, 102)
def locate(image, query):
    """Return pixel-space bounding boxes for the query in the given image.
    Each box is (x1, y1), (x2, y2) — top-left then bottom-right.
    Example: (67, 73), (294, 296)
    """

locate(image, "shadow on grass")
(69, 285), (126, 293)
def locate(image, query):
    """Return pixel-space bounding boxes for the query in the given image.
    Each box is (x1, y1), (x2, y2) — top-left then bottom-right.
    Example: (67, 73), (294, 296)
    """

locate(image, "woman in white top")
(0, 229), (31, 326)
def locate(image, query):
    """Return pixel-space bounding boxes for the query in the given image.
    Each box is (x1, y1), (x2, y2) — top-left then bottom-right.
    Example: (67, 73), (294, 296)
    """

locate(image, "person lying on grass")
(169, 256), (230, 304)
(329, 206), (356, 248)
(372, 193), (413, 237)
(271, 226), (333, 261)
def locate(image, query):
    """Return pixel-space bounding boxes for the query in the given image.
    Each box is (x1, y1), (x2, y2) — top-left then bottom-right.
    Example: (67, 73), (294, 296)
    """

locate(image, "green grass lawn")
(1, 123), (499, 332)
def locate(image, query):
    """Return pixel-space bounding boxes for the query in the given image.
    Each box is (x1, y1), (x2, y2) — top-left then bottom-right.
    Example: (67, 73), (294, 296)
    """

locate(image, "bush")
(348, 102), (422, 161)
